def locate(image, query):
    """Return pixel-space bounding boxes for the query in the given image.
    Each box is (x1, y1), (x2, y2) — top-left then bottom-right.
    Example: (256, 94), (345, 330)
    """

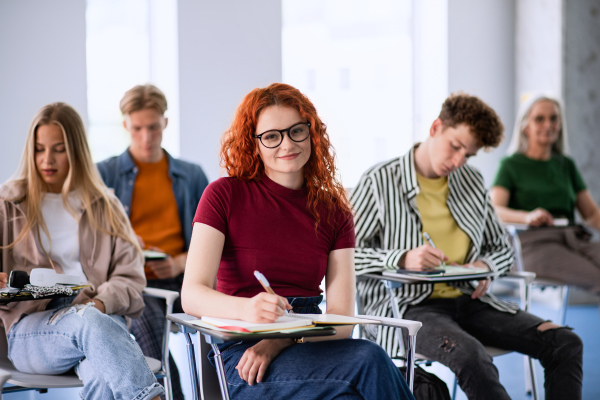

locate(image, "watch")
(293, 337), (304, 344)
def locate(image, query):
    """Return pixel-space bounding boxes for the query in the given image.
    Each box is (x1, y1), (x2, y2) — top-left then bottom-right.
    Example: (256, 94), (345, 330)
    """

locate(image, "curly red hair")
(220, 83), (351, 227)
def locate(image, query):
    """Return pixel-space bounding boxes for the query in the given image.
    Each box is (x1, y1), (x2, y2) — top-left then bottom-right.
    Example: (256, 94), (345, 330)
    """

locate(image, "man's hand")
(145, 257), (179, 279)
(401, 245), (448, 270)
(0, 273), (7, 289)
(145, 248), (186, 280)
(458, 261), (491, 299)
(236, 339), (293, 385)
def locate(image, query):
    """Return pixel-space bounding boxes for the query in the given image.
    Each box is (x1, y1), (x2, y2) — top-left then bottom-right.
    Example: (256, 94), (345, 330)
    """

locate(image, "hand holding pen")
(253, 270), (291, 317)
(423, 232), (447, 268)
(400, 232), (449, 270)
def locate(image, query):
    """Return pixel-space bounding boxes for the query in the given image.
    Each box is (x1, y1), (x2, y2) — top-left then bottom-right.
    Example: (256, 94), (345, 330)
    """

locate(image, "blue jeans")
(404, 295), (583, 400)
(8, 301), (164, 400)
(213, 296), (414, 400)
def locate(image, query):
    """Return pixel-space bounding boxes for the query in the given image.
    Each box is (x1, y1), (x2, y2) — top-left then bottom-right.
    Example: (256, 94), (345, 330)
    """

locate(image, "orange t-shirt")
(130, 155), (185, 278)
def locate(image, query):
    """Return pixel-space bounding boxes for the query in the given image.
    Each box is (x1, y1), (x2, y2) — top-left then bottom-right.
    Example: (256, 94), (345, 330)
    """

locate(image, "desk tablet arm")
(357, 315), (422, 391)
(356, 315), (422, 336)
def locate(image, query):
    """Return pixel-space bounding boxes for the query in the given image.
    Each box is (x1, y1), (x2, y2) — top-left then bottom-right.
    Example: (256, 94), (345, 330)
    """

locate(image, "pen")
(254, 270), (289, 314)
(253, 270), (276, 294)
(423, 232), (447, 267)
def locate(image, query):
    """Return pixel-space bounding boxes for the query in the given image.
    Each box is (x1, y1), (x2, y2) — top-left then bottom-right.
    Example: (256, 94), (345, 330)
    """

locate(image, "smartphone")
(142, 250), (168, 261)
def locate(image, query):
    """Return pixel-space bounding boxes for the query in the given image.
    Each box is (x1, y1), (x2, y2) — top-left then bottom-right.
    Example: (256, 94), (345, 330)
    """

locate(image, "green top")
(492, 153), (586, 223)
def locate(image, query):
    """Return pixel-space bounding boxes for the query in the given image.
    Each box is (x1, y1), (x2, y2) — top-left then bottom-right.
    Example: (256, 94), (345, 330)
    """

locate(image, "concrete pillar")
(564, 0), (600, 200)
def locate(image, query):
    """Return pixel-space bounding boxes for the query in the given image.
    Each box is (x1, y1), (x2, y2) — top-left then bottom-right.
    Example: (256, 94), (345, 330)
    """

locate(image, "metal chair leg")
(182, 330), (200, 400)
(211, 343), (230, 400)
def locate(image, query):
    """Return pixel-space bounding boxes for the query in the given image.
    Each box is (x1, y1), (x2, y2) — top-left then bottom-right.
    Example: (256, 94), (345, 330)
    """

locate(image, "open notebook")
(395, 265), (491, 277)
(196, 313), (380, 333)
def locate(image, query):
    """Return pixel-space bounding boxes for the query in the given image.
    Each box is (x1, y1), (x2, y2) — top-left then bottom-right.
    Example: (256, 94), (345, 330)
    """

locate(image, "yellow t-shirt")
(415, 173), (471, 298)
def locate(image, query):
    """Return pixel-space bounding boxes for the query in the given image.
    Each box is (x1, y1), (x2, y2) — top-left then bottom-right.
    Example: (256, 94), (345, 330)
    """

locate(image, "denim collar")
(116, 148), (184, 179)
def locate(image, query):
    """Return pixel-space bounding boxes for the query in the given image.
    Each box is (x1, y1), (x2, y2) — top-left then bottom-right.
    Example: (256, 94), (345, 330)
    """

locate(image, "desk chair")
(0, 287), (179, 400)
(506, 225), (571, 325)
(169, 312), (422, 400)
(356, 272), (539, 400)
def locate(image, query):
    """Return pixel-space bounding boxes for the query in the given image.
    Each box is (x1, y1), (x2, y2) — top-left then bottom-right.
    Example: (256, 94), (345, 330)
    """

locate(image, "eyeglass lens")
(260, 123), (310, 148)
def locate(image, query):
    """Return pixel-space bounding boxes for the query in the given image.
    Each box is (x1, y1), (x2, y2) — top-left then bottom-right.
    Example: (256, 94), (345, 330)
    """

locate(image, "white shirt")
(37, 192), (88, 282)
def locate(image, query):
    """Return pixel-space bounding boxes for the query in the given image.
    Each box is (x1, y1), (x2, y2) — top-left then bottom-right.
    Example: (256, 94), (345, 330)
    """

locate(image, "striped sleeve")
(351, 173), (406, 273)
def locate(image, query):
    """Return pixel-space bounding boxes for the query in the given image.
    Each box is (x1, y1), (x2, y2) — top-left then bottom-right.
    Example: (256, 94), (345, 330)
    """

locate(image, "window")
(282, 0), (448, 188)
(86, 0), (179, 162)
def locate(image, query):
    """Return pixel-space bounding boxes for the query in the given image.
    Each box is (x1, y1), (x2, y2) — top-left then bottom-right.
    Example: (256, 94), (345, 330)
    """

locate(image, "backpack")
(399, 365), (452, 400)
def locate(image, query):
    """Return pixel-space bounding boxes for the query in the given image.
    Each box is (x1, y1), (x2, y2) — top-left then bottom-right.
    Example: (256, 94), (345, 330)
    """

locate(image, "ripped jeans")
(404, 295), (583, 400)
(7, 300), (164, 400)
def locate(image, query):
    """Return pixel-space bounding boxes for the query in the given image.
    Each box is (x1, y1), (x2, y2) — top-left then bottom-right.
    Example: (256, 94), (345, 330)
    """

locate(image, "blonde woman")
(491, 95), (600, 301)
(0, 103), (163, 400)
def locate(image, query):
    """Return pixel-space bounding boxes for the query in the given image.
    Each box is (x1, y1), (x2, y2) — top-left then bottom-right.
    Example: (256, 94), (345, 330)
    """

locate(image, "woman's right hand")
(525, 208), (554, 227)
(401, 245), (448, 270)
(0, 273), (7, 288)
(242, 292), (292, 323)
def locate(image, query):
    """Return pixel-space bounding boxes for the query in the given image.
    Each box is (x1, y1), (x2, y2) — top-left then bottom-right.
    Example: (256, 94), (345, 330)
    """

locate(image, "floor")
(4, 290), (599, 399)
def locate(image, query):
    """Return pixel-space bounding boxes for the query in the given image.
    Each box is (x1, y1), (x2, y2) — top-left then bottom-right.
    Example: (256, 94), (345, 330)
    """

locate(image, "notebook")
(197, 313), (380, 333)
(395, 265), (491, 277)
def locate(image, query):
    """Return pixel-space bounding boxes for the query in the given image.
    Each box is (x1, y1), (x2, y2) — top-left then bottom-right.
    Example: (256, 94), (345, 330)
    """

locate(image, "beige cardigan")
(0, 181), (146, 333)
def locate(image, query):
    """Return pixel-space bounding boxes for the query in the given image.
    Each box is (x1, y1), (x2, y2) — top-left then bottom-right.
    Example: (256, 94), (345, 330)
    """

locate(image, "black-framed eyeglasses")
(254, 122), (311, 149)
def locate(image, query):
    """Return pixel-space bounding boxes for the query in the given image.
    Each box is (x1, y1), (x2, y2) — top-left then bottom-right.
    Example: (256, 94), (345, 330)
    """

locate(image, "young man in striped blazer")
(351, 93), (583, 400)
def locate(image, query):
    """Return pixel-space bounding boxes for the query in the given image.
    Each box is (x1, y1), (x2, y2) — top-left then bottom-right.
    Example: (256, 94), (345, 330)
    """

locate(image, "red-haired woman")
(182, 83), (413, 399)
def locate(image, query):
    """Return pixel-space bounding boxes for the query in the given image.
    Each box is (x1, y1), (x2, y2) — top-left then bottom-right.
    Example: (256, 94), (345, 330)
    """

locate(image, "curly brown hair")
(438, 93), (504, 149)
(220, 83), (351, 227)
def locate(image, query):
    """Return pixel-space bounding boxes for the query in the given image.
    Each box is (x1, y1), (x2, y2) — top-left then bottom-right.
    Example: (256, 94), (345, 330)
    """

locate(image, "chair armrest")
(142, 287), (180, 313)
(502, 271), (536, 285)
(0, 368), (11, 384)
(356, 315), (422, 337)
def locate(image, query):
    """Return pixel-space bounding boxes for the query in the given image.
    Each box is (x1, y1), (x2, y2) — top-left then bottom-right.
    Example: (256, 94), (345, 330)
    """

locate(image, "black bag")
(399, 365), (451, 400)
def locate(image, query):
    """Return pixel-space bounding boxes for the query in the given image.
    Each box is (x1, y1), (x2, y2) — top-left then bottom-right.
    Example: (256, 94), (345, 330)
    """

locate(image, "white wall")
(447, 0), (516, 186)
(515, 0), (562, 100)
(177, 0), (283, 181)
(0, 0), (88, 184)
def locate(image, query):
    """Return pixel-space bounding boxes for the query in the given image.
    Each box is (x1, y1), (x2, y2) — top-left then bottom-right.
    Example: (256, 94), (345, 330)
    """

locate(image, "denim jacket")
(96, 149), (209, 251)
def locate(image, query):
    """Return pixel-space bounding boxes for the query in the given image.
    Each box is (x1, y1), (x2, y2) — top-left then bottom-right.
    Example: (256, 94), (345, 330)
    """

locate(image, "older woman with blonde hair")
(0, 102), (164, 400)
(491, 94), (600, 302)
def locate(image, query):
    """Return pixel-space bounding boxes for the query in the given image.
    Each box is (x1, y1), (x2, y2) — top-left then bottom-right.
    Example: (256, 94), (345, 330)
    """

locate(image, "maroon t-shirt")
(193, 175), (355, 298)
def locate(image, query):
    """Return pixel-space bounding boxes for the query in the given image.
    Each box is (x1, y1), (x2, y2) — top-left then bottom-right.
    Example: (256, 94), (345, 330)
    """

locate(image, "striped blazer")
(351, 146), (519, 356)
